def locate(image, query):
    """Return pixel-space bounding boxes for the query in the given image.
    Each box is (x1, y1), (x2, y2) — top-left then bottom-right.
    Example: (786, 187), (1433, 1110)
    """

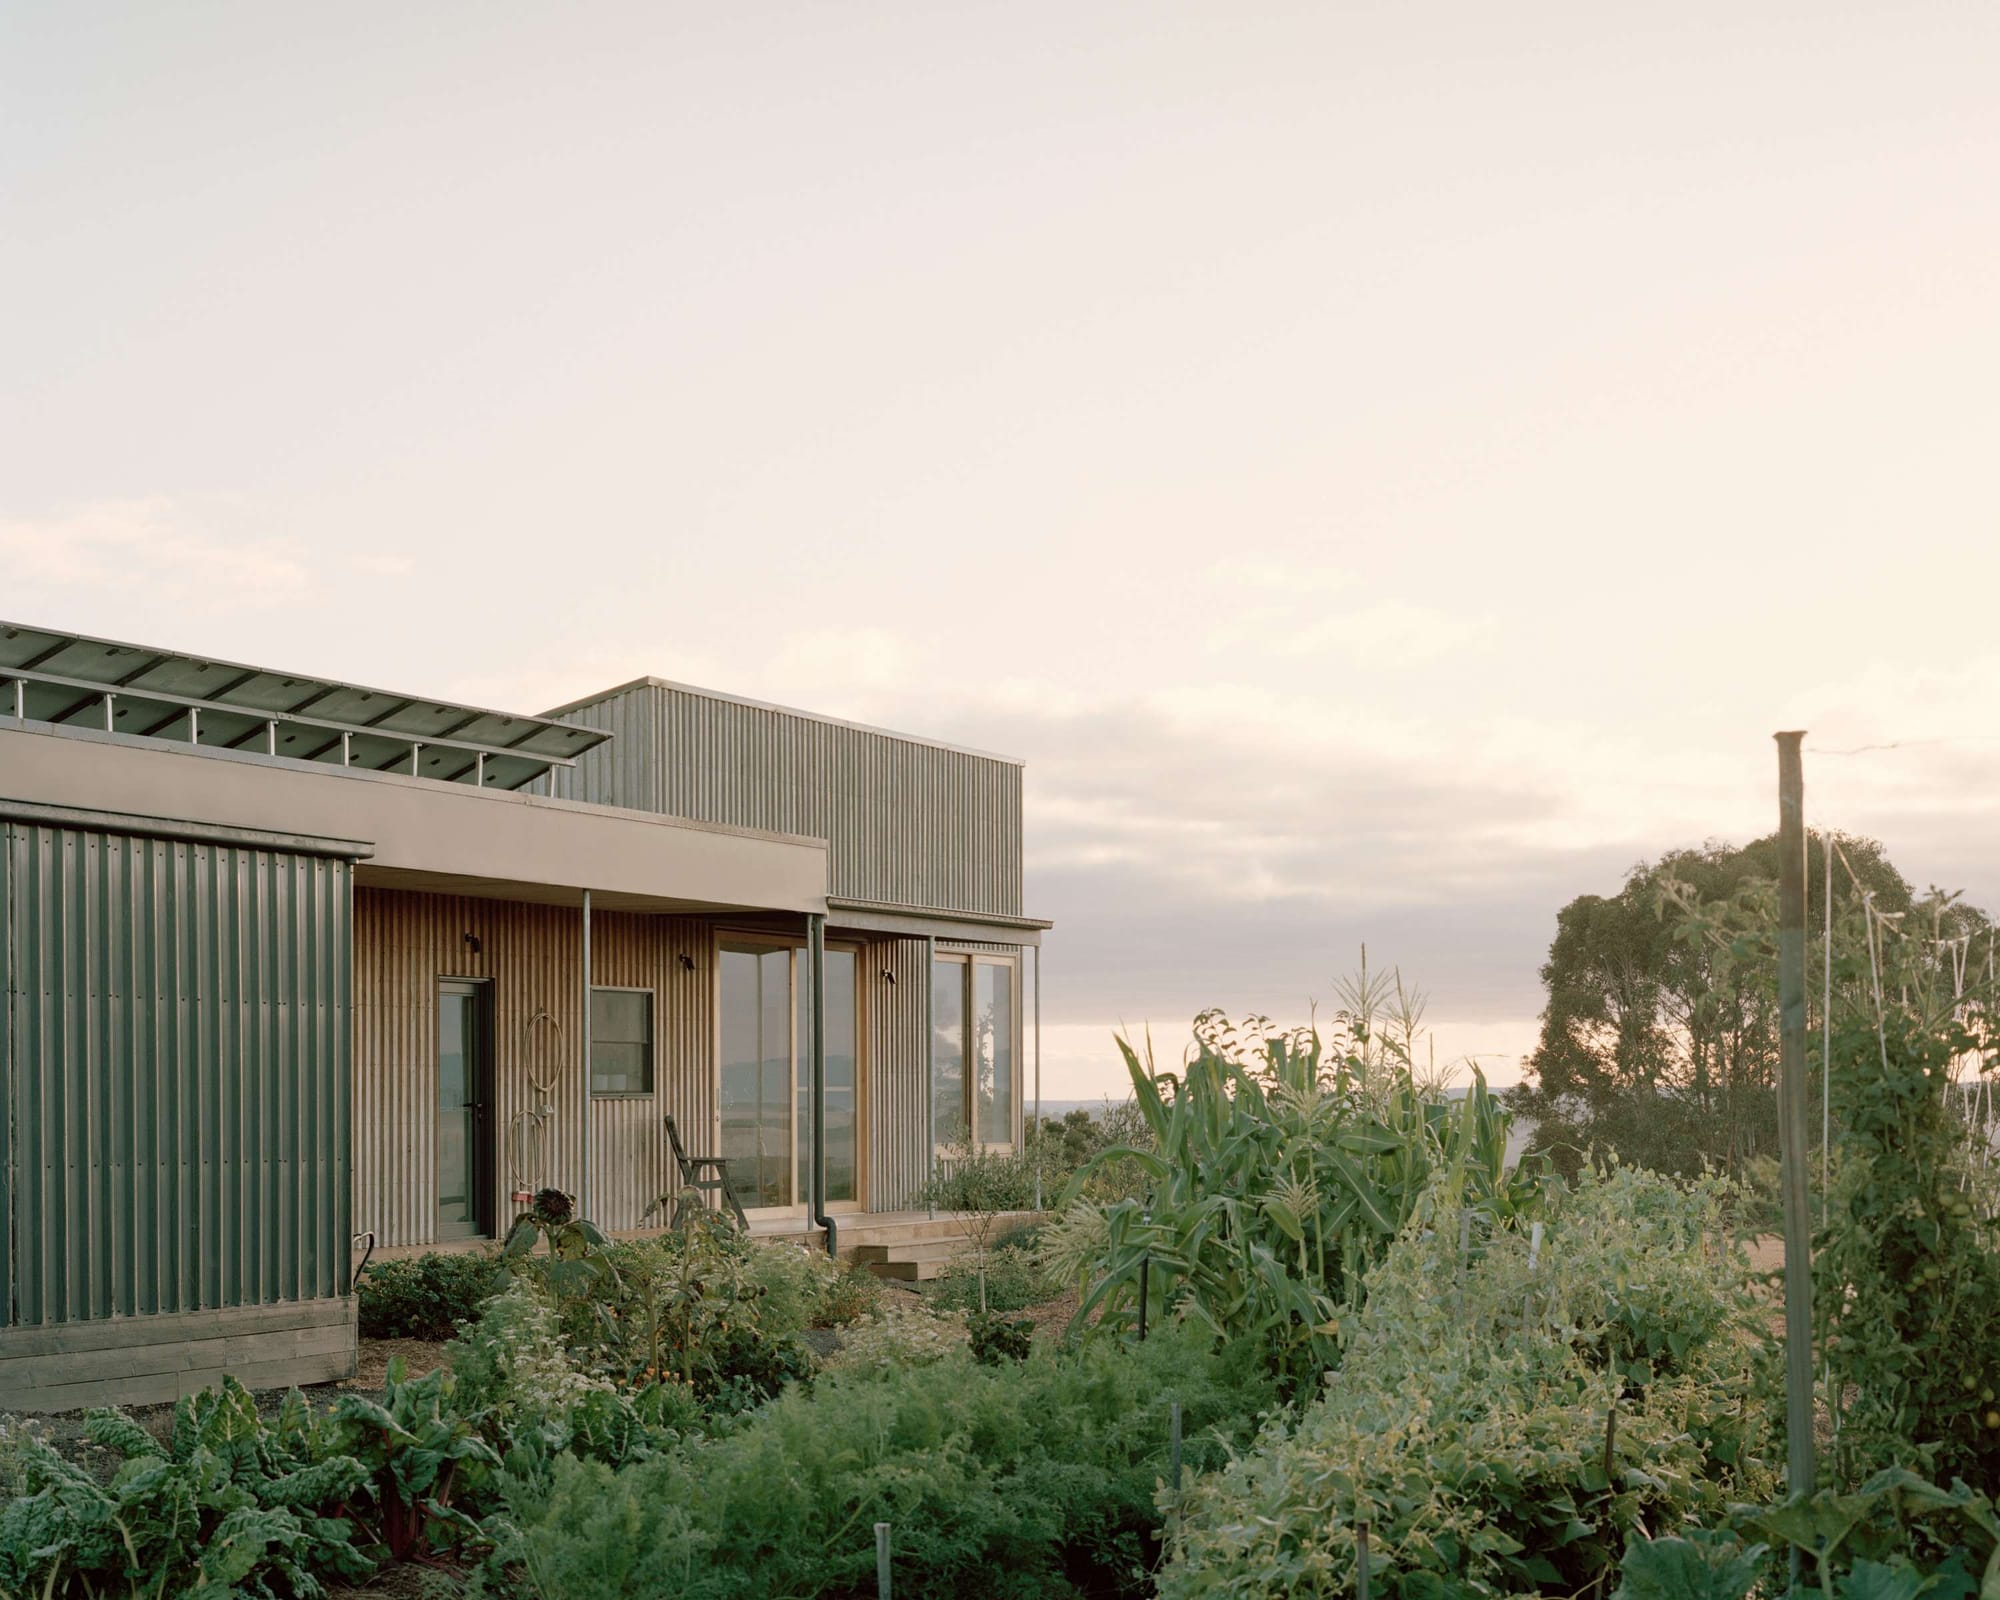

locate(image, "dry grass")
(344, 1337), (449, 1391)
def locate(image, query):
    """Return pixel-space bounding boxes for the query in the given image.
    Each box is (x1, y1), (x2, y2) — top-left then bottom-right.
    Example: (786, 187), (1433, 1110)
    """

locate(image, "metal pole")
(1033, 942), (1043, 1212)
(924, 934), (936, 1218)
(875, 1522), (892, 1599)
(808, 913), (837, 1257)
(1355, 1522), (1371, 1600)
(1170, 1399), (1183, 1548)
(1775, 732), (1816, 1513)
(581, 888), (592, 1221)
(1823, 830), (1834, 1217)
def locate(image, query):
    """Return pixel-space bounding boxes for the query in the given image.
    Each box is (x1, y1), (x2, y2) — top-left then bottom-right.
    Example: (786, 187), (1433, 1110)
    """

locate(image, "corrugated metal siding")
(552, 685), (1023, 918)
(589, 914), (714, 1231)
(351, 889), (716, 1245)
(864, 937), (929, 1210)
(2, 822), (351, 1328)
(530, 685), (660, 811)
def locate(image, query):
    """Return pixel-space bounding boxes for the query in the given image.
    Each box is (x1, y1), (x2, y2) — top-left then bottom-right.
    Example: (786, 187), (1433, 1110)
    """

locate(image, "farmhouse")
(0, 621), (1047, 1409)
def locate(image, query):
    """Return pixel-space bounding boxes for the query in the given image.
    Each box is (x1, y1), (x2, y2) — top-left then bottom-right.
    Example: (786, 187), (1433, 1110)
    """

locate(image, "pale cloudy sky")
(6, 2), (2000, 1098)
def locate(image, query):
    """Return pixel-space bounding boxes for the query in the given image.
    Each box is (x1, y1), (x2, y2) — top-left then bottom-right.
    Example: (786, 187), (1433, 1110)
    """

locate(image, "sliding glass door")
(930, 953), (1019, 1154)
(720, 937), (862, 1212)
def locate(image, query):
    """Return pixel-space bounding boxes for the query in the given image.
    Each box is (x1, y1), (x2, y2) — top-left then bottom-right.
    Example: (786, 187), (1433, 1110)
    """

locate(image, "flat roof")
(2, 620), (611, 791)
(543, 675), (1026, 767)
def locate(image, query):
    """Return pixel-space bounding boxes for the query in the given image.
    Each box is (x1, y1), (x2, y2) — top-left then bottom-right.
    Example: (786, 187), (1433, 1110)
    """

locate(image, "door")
(719, 937), (866, 1213)
(437, 979), (494, 1240)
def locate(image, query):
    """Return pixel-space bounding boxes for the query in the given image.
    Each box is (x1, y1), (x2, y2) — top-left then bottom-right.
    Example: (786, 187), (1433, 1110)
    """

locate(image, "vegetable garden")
(3, 899), (1998, 1598)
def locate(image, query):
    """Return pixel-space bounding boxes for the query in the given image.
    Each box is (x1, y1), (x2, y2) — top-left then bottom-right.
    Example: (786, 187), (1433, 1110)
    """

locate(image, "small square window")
(591, 988), (653, 1095)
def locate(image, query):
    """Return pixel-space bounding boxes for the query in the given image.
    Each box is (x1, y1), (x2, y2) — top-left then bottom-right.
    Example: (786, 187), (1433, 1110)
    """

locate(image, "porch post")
(808, 913), (834, 1255)
(924, 934), (936, 1219)
(1033, 942), (1042, 1211)
(580, 888), (592, 1221)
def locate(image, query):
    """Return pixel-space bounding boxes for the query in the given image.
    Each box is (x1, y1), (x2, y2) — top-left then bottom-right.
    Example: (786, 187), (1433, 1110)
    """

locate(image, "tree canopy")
(1508, 830), (1969, 1177)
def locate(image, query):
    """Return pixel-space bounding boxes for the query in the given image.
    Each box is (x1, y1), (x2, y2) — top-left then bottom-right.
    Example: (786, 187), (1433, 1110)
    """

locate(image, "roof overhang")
(825, 895), (1052, 947)
(0, 720), (828, 917)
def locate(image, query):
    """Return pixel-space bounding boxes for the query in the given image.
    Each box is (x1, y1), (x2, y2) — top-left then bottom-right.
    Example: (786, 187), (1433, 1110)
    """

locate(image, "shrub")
(967, 1310), (1035, 1366)
(823, 1305), (967, 1375)
(456, 1216), (813, 1417)
(931, 1243), (1046, 1314)
(358, 1248), (506, 1340)
(1160, 1166), (1776, 1598)
(501, 1325), (1279, 1600)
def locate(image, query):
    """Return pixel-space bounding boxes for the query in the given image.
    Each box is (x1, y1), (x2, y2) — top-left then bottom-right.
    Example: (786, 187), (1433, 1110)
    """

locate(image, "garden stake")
(1138, 1252), (1151, 1342)
(1355, 1521), (1371, 1600)
(876, 1522), (891, 1599)
(1601, 1403), (1617, 1486)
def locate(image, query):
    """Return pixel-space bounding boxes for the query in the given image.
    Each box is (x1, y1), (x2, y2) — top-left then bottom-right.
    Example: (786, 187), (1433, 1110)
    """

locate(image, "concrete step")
(849, 1239), (970, 1265)
(867, 1257), (953, 1282)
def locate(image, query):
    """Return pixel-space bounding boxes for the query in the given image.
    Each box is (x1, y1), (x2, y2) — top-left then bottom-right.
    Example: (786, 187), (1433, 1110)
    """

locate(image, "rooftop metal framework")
(1, 621), (611, 791)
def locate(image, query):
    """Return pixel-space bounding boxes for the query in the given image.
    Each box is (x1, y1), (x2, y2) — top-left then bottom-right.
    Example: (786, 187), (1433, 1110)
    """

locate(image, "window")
(590, 987), (653, 1095)
(930, 953), (1018, 1150)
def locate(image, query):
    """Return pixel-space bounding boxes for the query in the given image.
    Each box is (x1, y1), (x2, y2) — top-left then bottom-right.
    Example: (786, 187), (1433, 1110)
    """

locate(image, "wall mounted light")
(882, 969), (897, 985)
(463, 932), (482, 955)
(678, 952), (696, 972)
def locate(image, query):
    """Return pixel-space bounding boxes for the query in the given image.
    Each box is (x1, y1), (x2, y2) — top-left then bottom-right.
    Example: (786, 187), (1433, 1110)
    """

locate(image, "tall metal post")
(580, 888), (592, 1221)
(1775, 732), (1816, 1508)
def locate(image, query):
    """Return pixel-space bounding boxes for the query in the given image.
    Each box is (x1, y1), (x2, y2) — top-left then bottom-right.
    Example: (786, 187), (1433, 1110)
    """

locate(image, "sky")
(6, 2), (2000, 1099)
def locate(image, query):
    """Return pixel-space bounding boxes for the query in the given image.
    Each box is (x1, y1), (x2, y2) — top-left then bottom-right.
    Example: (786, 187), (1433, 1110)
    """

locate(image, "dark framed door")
(437, 978), (495, 1240)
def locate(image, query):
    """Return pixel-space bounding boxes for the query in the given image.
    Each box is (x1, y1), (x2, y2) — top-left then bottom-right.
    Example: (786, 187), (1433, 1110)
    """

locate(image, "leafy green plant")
(357, 1248), (506, 1340)
(320, 1359), (502, 1562)
(499, 1325), (1277, 1600)
(923, 1143), (1040, 1313)
(1063, 1014), (1546, 1388)
(1818, 994), (2000, 1491)
(1617, 1469), (2000, 1600)
(1160, 1166), (1776, 1598)
(0, 1379), (372, 1600)
(931, 1243), (1045, 1315)
(966, 1310), (1035, 1365)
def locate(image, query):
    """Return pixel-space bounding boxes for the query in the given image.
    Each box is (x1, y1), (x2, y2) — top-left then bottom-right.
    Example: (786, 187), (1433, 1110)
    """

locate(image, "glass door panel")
(931, 959), (965, 1152)
(824, 950), (859, 1203)
(975, 961), (1015, 1146)
(437, 981), (488, 1240)
(721, 943), (796, 1208)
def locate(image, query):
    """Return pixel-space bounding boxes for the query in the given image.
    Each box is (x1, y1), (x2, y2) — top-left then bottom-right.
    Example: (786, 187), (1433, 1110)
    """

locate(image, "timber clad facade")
(0, 622), (1047, 1409)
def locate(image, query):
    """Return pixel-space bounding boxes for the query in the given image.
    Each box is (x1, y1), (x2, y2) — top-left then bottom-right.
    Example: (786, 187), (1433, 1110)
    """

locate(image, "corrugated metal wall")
(545, 684), (1024, 918)
(2, 821), (351, 1328)
(863, 936), (930, 1210)
(589, 913), (715, 1230)
(533, 684), (661, 813)
(351, 888), (717, 1245)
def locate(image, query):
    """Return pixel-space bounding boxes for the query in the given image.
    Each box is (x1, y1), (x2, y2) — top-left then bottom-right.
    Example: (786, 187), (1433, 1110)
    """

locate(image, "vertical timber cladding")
(864, 935), (930, 1210)
(1, 820), (352, 1328)
(350, 887), (714, 1245)
(544, 683), (1025, 919)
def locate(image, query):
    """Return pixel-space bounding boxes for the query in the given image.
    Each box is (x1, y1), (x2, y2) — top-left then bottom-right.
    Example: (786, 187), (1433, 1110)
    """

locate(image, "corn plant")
(1061, 1013), (1547, 1388)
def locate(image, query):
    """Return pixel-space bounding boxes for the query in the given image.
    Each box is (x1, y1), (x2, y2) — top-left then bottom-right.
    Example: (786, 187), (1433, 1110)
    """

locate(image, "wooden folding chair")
(663, 1112), (748, 1229)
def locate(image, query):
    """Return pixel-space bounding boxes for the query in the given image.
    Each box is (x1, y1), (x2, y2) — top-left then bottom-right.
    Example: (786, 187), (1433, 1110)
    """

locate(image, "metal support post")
(580, 888), (592, 1220)
(1775, 732), (1816, 1514)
